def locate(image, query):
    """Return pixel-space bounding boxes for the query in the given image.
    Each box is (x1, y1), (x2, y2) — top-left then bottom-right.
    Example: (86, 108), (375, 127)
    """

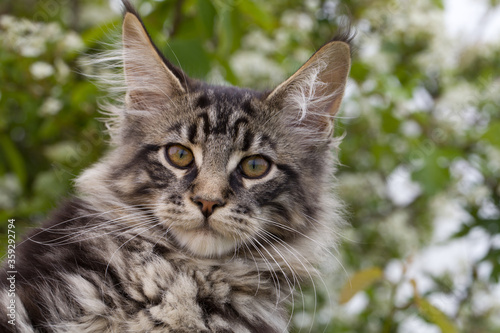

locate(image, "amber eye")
(165, 144), (194, 169)
(240, 155), (271, 179)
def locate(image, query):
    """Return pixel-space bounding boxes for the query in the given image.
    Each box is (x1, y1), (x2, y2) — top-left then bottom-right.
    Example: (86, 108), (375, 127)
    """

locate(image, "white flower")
(22, 43), (46, 59)
(404, 87), (434, 113)
(242, 30), (276, 54)
(230, 51), (285, 88)
(484, 145), (500, 174)
(450, 159), (485, 196)
(338, 172), (386, 201)
(381, 210), (418, 248)
(431, 196), (471, 242)
(44, 22), (63, 43)
(5, 18), (47, 57)
(386, 166), (422, 206)
(400, 120), (422, 138)
(434, 82), (485, 131)
(55, 58), (71, 82)
(281, 11), (314, 32)
(0, 16), (84, 58)
(63, 31), (84, 51)
(398, 315), (441, 333)
(30, 61), (54, 80)
(342, 293), (369, 316)
(0, 15), (15, 29)
(39, 97), (63, 116)
(305, 0), (320, 12)
(0, 173), (22, 209)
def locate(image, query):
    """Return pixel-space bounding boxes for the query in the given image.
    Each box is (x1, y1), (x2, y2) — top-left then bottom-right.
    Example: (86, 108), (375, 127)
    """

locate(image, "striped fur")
(0, 2), (352, 332)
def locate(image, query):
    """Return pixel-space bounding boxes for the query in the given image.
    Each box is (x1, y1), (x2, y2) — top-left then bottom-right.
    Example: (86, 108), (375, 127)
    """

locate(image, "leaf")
(197, 0), (216, 38)
(163, 39), (211, 78)
(33, 171), (68, 200)
(412, 279), (458, 333)
(411, 148), (459, 196)
(481, 121), (500, 148)
(218, 8), (237, 55)
(381, 109), (400, 133)
(431, 0), (444, 9)
(349, 61), (371, 82)
(480, 248), (500, 283)
(415, 297), (458, 333)
(339, 267), (384, 304)
(237, 0), (274, 32)
(0, 134), (27, 187)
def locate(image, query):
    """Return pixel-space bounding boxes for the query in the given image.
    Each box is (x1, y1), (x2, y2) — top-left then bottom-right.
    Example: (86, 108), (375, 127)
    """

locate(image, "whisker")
(242, 242), (262, 295)
(248, 239), (281, 305)
(253, 216), (343, 332)
(104, 219), (169, 279)
(30, 216), (160, 246)
(254, 216), (349, 279)
(258, 229), (317, 333)
(22, 204), (161, 242)
(254, 231), (297, 330)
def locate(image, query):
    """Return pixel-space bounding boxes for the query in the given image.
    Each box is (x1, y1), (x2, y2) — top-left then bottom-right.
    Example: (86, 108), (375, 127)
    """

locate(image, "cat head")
(77, 2), (352, 258)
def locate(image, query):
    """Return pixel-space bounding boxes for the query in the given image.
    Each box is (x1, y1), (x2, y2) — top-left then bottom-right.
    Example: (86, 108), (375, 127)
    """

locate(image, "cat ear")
(122, 9), (185, 108)
(265, 41), (351, 137)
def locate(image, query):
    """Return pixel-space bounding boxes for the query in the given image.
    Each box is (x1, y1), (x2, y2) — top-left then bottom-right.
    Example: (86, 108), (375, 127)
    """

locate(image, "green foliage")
(0, 14), (105, 245)
(1, 0), (500, 332)
(339, 267), (384, 305)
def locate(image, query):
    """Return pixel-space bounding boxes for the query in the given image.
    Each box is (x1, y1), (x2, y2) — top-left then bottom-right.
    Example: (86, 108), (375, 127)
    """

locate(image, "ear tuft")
(121, 0), (141, 18)
(266, 40), (351, 139)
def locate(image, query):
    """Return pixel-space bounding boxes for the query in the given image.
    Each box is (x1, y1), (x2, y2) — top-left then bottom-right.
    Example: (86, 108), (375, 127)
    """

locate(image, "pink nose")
(192, 197), (224, 217)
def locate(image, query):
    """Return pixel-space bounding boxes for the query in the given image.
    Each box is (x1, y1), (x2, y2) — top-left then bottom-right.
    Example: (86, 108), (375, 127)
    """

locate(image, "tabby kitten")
(1, 2), (351, 332)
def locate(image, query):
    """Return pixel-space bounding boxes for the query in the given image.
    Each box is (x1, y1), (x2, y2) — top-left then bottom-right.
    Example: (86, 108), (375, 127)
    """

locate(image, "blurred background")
(1, 0), (499, 332)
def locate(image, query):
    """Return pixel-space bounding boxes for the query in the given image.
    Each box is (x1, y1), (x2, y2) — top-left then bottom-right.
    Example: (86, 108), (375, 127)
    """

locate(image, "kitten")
(1, 1), (351, 332)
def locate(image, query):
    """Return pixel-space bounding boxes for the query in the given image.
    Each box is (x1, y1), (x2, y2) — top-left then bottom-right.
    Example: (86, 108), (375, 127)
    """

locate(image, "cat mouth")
(170, 224), (237, 257)
(200, 217), (212, 228)
(195, 220), (232, 240)
(194, 222), (217, 235)
(196, 216), (225, 233)
(169, 216), (227, 239)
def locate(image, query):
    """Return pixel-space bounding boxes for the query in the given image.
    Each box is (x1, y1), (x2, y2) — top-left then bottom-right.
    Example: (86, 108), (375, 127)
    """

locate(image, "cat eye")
(240, 155), (271, 179)
(165, 144), (194, 169)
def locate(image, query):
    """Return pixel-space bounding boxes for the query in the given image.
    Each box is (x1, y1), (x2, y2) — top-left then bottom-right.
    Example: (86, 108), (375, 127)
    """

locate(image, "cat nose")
(192, 196), (224, 217)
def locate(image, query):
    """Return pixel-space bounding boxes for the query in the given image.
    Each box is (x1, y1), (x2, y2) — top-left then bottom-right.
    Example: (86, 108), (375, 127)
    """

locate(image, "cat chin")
(171, 228), (237, 258)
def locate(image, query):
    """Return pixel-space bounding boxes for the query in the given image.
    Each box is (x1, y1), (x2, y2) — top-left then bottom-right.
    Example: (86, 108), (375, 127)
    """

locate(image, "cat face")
(110, 88), (328, 257)
(78, 9), (351, 258)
